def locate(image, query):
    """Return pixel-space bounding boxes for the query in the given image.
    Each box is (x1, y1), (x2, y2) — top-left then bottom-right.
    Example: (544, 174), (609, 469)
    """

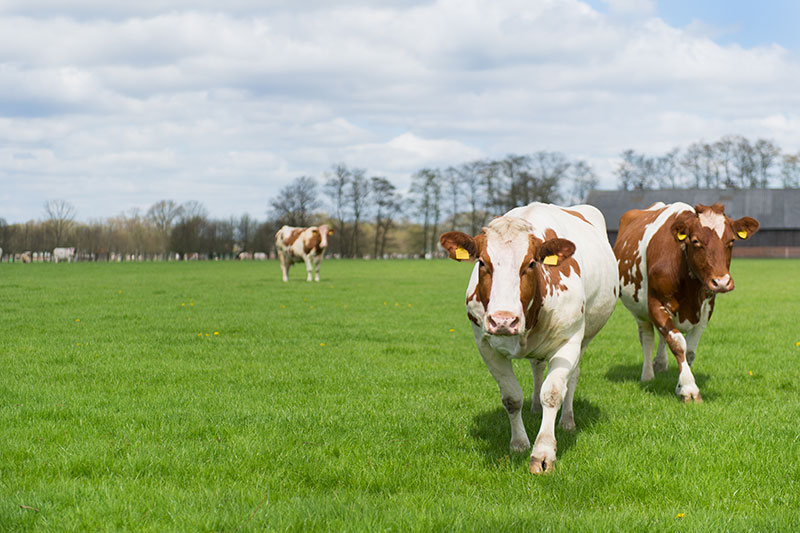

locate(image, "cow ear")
(536, 238), (575, 266)
(732, 216), (759, 240)
(671, 211), (696, 243)
(440, 231), (482, 261)
(328, 228), (334, 235)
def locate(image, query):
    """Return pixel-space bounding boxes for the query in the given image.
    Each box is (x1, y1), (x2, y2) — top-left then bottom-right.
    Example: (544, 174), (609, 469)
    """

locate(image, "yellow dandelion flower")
(394, 303), (399, 307)
(118, 290), (123, 294)
(205, 333), (209, 337)
(281, 305), (286, 309)
(181, 303), (186, 307)
(197, 333), (202, 337)
(449, 329), (455, 332)
(320, 343), (326, 346)
(676, 513), (685, 519)
(408, 304), (412, 307)
(796, 341), (800, 347)
(75, 318), (80, 322)
(76, 343), (81, 346)
(749, 370), (753, 376)
(190, 302), (194, 307)
(213, 331), (219, 336)
(384, 302), (388, 305)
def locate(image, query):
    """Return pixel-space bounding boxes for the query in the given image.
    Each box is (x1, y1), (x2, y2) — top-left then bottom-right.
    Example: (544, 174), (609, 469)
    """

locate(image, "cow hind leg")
(278, 252), (289, 282)
(637, 319), (656, 382)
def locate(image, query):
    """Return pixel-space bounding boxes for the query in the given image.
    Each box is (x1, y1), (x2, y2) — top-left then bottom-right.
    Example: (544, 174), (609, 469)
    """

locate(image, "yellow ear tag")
(543, 255), (558, 266)
(455, 247), (470, 260)
(737, 230), (747, 239)
(677, 232), (687, 241)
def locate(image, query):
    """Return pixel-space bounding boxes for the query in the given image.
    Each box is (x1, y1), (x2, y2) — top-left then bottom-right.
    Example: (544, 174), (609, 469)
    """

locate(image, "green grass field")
(1, 258), (799, 531)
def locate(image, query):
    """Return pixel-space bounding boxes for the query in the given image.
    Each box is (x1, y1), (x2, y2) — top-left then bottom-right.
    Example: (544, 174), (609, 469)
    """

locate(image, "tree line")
(2, 135), (798, 261)
(615, 135), (800, 190)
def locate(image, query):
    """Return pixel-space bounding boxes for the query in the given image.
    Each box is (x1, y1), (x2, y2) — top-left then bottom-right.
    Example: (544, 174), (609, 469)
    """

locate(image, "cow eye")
(528, 260), (536, 271)
(691, 238), (702, 248)
(477, 259), (485, 268)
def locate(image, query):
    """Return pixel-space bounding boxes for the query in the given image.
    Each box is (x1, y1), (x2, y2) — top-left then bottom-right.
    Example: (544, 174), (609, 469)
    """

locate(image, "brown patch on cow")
(563, 209), (591, 225)
(283, 228), (304, 247)
(614, 205), (667, 302)
(304, 229), (322, 255)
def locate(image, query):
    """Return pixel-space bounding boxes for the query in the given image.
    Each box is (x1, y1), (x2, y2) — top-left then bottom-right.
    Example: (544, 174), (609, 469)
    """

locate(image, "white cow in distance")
(53, 247), (76, 263)
(275, 224), (333, 282)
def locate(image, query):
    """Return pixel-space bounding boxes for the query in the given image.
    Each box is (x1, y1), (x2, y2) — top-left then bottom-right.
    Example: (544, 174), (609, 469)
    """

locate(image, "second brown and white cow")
(614, 202), (759, 402)
(440, 202), (618, 474)
(275, 224), (333, 282)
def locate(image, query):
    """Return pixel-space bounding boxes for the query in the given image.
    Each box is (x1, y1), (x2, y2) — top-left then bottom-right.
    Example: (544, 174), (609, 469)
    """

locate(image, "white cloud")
(1, 0), (800, 222)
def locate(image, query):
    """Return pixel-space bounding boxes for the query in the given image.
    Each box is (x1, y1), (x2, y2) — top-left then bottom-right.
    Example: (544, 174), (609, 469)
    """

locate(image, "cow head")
(317, 224), (333, 249)
(670, 203), (759, 293)
(441, 217), (575, 355)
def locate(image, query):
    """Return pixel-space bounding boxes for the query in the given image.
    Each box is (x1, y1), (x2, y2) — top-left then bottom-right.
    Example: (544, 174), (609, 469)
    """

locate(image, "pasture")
(1, 258), (799, 531)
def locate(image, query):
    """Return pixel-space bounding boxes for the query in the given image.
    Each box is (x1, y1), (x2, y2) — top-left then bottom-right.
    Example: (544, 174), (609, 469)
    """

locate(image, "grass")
(1, 258), (799, 531)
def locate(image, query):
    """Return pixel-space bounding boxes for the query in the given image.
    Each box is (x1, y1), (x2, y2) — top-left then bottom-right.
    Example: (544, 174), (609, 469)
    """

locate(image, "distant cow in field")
(53, 247), (76, 263)
(275, 224), (333, 282)
(440, 203), (618, 473)
(253, 252), (267, 261)
(614, 202), (759, 402)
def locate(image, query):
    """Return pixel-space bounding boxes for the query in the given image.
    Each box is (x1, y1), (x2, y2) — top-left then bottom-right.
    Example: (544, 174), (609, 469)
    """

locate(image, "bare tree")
(269, 176), (320, 227)
(147, 200), (183, 257)
(236, 213), (259, 253)
(409, 168), (442, 256)
(324, 163), (350, 256)
(348, 168), (369, 257)
(732, 137), (756, 188)
(780, 152), (800, 188)
(566, 160), (598, 204)
(753, 138), (780, 188)
(370, 176), (401, 258)
(458, 160), (484, 235)
(443, 166), (462, 231)
(528, 151), (568, 203)
(44, 199), (76, 247)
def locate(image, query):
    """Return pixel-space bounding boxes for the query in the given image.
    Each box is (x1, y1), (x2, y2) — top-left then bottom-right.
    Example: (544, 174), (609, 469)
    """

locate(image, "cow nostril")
(488, 316), (498, 328)
(509, 317), (519, 328)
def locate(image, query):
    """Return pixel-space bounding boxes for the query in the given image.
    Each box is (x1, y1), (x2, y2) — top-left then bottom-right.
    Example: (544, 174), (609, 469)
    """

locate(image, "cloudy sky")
(2, 0), (800, 223)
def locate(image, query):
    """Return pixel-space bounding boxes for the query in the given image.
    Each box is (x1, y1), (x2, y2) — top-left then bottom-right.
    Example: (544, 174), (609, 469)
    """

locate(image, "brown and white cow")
(275, 224), (333, 282)
(614, 202), (759, 402)
(440, 203), (618, 473)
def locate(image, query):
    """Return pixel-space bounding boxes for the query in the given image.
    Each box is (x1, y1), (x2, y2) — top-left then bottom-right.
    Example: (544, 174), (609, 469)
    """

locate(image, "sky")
(2, 0), (800, 223)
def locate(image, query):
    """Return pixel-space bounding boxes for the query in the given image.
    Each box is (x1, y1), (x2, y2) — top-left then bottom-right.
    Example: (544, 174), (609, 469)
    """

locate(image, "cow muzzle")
(708, 274), (734, 293)
(486, 311), (521, 336)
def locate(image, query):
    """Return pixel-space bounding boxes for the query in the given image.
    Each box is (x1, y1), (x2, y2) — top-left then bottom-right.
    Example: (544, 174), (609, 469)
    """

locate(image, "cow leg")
(684, 324), (706, 367)
(478, 342), (530, 454)
(278, 251), (289, 282)
(530, 341), (580, 474)
(637, 319), (656, 382)
(649, 298), (701, 403)
(559, 364), (580, 432)
(530, 359), (546, 414)
(303, 255), (314, 282)
(313, 256), (321, 282)
(653, 332), (668, 372)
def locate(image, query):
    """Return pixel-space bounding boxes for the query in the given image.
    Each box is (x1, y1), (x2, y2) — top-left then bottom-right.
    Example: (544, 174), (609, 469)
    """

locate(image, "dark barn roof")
(586, 188), (800, 231)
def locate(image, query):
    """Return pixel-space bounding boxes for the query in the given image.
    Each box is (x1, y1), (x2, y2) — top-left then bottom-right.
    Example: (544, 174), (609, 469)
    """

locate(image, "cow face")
(670, 203), (759, 293)
(317, 224), (332, 249)
(441, 217), (575, 351)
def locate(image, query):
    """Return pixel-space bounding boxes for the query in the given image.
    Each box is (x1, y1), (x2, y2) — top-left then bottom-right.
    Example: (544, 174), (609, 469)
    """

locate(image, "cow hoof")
(528, 455), (555, 474)
(559, 417), (576, 432)
(510, 436), (531, 454)
(676, 385), (703, 403)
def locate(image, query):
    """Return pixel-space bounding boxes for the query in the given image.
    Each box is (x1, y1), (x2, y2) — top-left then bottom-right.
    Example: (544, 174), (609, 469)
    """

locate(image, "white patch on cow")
(483, 217), (530, 330)
(698, 209), (725, 238)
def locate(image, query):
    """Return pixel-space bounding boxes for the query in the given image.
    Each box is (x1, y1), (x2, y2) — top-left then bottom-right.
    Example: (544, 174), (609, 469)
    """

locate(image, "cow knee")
(502, 396), (523, 415)
(540, 384), (564, 409)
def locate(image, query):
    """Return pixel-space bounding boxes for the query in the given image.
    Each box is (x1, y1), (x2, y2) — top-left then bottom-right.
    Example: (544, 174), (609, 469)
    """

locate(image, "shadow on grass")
(470, 398), (604, 468)
(604, 363), (714, 401)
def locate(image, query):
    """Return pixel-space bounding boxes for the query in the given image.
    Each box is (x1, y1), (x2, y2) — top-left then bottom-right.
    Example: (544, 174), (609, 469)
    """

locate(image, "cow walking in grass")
(614, 202), (760, 402)
(440, 203), (617, 473)
(275, 224), (333, 282)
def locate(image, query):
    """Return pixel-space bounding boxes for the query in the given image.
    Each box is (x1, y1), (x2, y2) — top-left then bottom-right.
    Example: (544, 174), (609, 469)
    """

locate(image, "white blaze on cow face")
(484, 217), (532, 343)
(697, 209), (725, 238)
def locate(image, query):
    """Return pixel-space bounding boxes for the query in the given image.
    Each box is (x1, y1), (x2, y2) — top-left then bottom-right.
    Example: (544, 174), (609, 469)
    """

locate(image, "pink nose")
(709, 274), (734, 293)
(487, 311), (520, 336)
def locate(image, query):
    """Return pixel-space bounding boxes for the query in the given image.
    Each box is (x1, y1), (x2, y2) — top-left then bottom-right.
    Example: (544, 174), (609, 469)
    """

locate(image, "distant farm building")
(587, 188), (800, 258)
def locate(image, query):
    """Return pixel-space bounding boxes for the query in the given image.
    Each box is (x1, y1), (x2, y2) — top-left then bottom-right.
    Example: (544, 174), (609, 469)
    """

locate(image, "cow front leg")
(304, 256), (314, 282)
(530, 359), (545, 414)
(313, 257), (321, 282)
(478, 343), (530, 453)
(654, 332), (668, 372)
(637, 319), (656, 381)
(649, 298), (701, 403)
(529, 342), (579, 474)
(278, 251), (289, 282)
